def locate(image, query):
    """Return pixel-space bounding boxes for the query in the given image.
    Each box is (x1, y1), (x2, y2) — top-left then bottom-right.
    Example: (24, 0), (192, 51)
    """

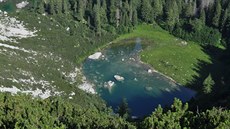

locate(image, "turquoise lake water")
(82, 39), (196, 117)
(0, 0), (18, 12)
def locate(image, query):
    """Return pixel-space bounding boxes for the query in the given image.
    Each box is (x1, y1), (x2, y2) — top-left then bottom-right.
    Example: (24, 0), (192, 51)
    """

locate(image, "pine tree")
(129, 0), (133, 21)
(142, 99), (190, 128)
(132, 9), (138, 25)
(77, 0), (84, 21)
(199, 8), (206, 25)
(37, 1), (44, 14)
(32, 0), (38, 12)
(219, 9), (228, 31)
(224, 16), (230, 49)
(123, 0), (131, 26)
(164, 0), (178, 31)
(93, 2), (101, 36)
(183, 2), (194, 18)
(62, 0), (68, 14)
(203, 74), (215, 94)
(48, 0), (55, 15)
(212, 0), (222, 27)
(140, 0), (153, 23)
(115, 0), (121, 27)
(152, 0), (163, 19)
(100, 0), (108, 27)
(117, 98), (130, 120)
(53, 0), (61, 14)
(109, 0), (117, 26)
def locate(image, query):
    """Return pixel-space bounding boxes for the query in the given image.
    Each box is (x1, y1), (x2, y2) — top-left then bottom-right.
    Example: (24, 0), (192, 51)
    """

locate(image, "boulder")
(114, 75), (124, 81)
(108, 81), (115, 87)
(145, 86), (153, 91)
(88, 52), (102, 60)
(16, 1), (29, 9)
(148, 69), (152, 73)
(104, 81), (115, 88)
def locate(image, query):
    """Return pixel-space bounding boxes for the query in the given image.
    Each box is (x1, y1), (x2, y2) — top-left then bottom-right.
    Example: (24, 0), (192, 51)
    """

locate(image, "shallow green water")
(83, 38), (196, 117)
(0, 0), (22, 12)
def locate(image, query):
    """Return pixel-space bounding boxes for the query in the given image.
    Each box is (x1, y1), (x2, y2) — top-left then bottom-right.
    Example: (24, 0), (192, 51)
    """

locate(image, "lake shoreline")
(105, 40), (181, 86)
(82, 40), (196, 117)
(138, 58), (180, 86)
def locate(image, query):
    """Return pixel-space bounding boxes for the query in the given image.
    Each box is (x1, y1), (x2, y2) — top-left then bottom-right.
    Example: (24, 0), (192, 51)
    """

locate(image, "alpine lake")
(83, 38), (196, 117)
(1, 1), (195, 118)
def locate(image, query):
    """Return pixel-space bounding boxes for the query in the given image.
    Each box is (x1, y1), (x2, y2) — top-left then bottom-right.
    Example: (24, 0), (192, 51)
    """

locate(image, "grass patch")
(116, 24), (211, 85)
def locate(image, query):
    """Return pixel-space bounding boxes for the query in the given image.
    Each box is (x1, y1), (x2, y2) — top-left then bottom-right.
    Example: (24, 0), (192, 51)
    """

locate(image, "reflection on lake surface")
(83, 38), (196, 117)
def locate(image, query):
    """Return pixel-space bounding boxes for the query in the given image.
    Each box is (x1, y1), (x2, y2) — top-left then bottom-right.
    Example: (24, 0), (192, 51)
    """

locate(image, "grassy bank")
(115, 24), (211, 85)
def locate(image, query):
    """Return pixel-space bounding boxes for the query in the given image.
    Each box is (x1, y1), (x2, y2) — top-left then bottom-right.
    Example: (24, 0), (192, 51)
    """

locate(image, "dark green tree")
(37, 1), (45, 14)
(164, 0), (179, 31)
(203, 74), (215, 94)
(100, 0), (108, 28)
(212, 0), (222, 27)
(199, 8), (206, 25)
(182, 2), (194, 18)
(142, 98), (191, 129)
(140, 0), (153, 23)
(62, 0), (68, 14)
(48, 0), (55, 15)
(132, 9), (138, 25)
(93, 2), (101, 35)
(77, 0), (84, 21)
(152, 0), (163, 19)
(117, 98), (130, 120)
(109, 0), (117, 26)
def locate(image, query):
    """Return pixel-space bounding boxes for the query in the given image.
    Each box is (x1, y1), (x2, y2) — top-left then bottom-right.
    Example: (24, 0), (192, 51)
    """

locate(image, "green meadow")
(116, 24), (211, 85)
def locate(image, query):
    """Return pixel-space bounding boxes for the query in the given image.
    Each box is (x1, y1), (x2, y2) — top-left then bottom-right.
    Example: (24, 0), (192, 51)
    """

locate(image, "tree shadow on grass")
(186, 45), (230, 110)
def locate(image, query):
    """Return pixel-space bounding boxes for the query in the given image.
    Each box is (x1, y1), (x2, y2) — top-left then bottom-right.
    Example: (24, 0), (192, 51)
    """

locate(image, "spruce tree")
(164, 0), (178, 31)
(219, 9), (228, 31)
(140, 0), (153, 23)
(48, 0), (55, 15)
(77, 0), (84, 21)
(117, 98), (130, 120)
(212, 0), (222, 27)
(109, 0), (117, 26)
(93, 2), (101, 36)
(37, 1), (44, 14)
(62, 0), (68, 14)
(203, 74), (215, 94)
(152, 0), (163, 19)
(132, 9), (138, 25)
(100, 0), (108, 27)
(183, 2), (194, 18)
(199, 8), (206, 25)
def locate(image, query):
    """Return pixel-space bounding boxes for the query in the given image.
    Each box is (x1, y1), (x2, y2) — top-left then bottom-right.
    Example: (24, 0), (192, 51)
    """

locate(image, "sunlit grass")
(116, 24), (211, 85)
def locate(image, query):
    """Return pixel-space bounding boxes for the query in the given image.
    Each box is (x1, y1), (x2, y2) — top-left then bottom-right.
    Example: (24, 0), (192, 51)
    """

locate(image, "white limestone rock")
(88, 52), (102, 60)
(148, 69), (152, 73)
(114, 75), (124, 81)
(104, 81), (114, 87)
(16, 1), (29, 9)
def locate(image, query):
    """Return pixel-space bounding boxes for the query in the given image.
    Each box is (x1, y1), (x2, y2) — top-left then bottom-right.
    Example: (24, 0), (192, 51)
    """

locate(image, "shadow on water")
(186, 45), (230, 110)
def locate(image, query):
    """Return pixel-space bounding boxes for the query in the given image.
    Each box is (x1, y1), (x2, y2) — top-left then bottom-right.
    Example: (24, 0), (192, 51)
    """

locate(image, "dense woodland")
(28, 0), (230, 46)
(0, 0), (230, 128)
(0, 93), (229, 128)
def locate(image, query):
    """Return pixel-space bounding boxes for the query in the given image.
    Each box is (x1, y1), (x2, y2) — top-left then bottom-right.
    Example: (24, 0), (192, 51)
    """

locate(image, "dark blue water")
(82, 39), (196, 117)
